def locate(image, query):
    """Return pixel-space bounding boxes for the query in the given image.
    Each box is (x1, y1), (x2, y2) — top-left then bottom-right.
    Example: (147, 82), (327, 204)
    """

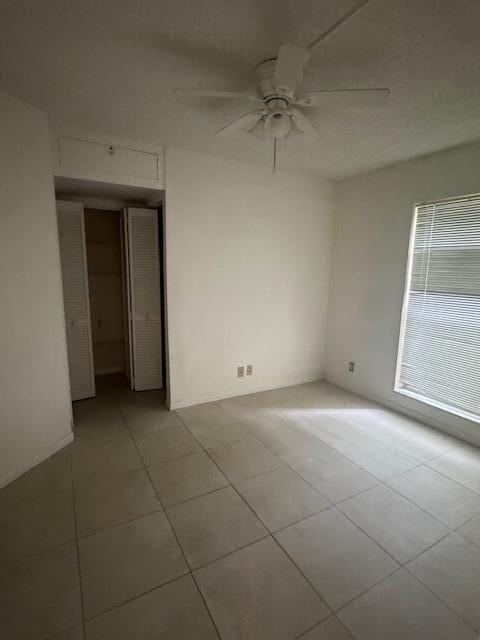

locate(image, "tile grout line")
(329, 500), (479, 631)
(424, 458), (480, 496)
(120, 399), (224, 640)
(287, 444), (480, 541)
(300, 403), (464, 465)
(172, 408), (340, 638)
(77, 504), (164, 541)
(381, 475), (480, 531)
(174, 411), (274, 543)
(402, 562), (479, 635)
(294, 614), (357, 640)
(68, 444), (87, 639)
(176, 395), (480, 632)
(80, 571), (189, 626)
(334, 498), (449, 570)
(454, 512), (480, 540)
(69, 387), (480, 638)
(245, 410), (480, 636)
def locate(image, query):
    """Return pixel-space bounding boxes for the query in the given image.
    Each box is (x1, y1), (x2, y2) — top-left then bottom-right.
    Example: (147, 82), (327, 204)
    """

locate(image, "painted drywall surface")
(85, 209), (125, 375)
(0, 91), (73, 488)
(165, 148), (334, 408)
(326, 141), (480, 445)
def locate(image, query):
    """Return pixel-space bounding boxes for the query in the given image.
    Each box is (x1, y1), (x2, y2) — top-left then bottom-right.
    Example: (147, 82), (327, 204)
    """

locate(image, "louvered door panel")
(57, 200), (95, 400)
(126, 208), (163, 390)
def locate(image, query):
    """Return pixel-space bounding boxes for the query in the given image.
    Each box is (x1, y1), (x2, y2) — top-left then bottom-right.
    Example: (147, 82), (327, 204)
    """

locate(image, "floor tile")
(72, 437), (142, 483)
(276, 509), (397, 610)
(0, 449), (71, 507)
(0, 543), (81, 640)
(300, 616), (355, 639)
(408, 533), (480, 631)
(0, 490), (75, 564)
(73, 398), (125, 431)
(79, 511), (187, 618)
(177, 402), (246, 448)
(292, 449), (377, 503)
(148, 451), (228, 507)
(291, 411), (367, 448)
(167, 486), (267, 568)
(73, 399), (120, 426)
(195, 536), (329, 640)
(119, 392), (168, 420)
(290, 381), (364, 410)
(339, 485), (449, 564)
(285, 381), (328, 407)
(236, 467), (330, 531)
(238, 404), (298, 435)
(73, 418), (130, 450)
(208, 435), (283, 482)
(389, 465), (480, 528)
(333, 437), (418, 481)
(346, 409), (460, 462)
(338, 569), (475, 640)
(255, 386), (303, 410)
(458, 514), (480, 548)
(247, 416), (329, 465)
(218, 393), (263, 418)
(85, 575), (218, 640)
(122, 406), (182, 438)
(134, 426), (201, 466)
(428, 445), (480, 493)
(74, 468), (161, 537)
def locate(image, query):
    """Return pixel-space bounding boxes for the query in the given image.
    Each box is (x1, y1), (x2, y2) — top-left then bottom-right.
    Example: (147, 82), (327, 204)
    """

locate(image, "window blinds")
(396, 195), (480, 422)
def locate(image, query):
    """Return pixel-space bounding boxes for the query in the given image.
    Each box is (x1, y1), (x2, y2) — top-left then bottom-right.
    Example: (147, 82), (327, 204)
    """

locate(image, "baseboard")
(170, 373), (324, 410)
(325, 375), (480, 449)
(0, 431), (74, 491)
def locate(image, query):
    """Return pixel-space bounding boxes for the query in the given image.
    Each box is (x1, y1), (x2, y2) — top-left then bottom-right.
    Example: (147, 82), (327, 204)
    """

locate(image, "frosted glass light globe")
(265, 112), (291, 139)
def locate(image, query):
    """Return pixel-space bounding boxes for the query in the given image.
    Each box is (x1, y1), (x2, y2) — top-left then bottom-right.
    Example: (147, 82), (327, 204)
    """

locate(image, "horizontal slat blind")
(397, 195), (480, 421)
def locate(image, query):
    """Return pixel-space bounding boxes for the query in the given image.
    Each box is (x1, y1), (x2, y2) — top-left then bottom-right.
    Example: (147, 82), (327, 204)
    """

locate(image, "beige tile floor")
(1, 375), (480, 639)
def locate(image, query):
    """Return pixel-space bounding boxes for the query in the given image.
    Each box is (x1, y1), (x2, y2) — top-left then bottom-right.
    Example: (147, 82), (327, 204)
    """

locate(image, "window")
(395, 194), (480, 423)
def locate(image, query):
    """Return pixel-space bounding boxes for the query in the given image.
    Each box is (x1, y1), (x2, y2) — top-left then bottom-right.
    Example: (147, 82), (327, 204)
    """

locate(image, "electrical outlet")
(349, 362), (355, 372)
(246, 364), (253, 376)
(237, 366), (245, 378)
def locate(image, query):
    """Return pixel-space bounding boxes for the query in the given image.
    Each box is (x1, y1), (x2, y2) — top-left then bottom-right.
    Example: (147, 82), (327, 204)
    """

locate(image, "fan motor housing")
(255, 59), (295, 103)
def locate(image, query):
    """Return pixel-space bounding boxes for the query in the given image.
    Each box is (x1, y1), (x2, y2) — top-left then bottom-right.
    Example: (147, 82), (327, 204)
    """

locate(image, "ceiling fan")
(175, 0), (389, 170)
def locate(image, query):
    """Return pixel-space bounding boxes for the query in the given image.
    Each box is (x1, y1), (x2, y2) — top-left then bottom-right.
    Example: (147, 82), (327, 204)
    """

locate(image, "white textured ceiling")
(1, 0), (480, 179)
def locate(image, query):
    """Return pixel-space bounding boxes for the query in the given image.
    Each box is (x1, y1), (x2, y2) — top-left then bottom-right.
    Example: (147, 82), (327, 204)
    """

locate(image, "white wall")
(326, 141), (480, 446)
(165, 148), (334, 408)
(0, 91), (73, 488)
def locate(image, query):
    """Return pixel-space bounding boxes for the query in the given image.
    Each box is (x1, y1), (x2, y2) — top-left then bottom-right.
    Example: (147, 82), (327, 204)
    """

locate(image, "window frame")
(394, 192), (480, 425)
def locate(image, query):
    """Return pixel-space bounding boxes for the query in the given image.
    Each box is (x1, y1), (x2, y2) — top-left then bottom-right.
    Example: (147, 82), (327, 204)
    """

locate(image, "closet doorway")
(55, 179), (166, 403)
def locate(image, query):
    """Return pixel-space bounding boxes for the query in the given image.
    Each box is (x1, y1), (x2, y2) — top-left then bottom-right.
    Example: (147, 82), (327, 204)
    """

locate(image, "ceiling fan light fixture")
(264, 112), (291, 139)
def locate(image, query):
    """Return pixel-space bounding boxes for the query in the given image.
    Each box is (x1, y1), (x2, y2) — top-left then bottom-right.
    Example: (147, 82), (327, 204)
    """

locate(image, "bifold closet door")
(123, 208), (163, 391)
(56, 200), (96, 400)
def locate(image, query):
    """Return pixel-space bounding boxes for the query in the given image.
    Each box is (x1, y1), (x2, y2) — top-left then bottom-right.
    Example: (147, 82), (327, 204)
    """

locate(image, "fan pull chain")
(273, 138), (277, 173)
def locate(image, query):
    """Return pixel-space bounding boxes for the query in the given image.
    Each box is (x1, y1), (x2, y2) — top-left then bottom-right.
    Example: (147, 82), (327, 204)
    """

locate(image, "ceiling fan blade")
(290, 109), (319, 140)
(216, 111), (263, 136)
(274, 43), (310, 94)
(307, 0), (374, 53)
(249, 118), (268, 142)
(295, 88), (390, 108)
(173, 88), (260, 102)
